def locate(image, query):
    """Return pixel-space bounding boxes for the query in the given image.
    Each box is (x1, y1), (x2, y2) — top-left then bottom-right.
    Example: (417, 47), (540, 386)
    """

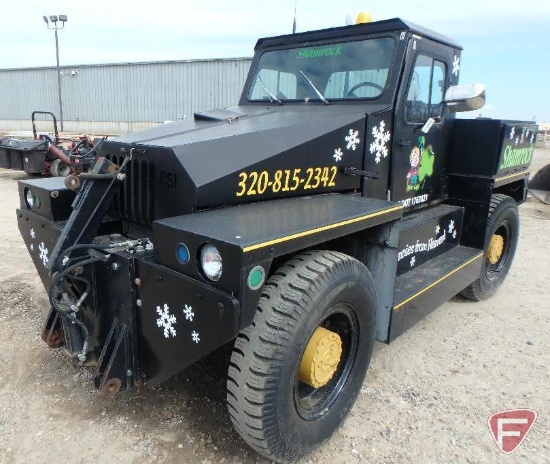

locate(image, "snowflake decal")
(435, 224), (441, 235)
(515, 137), (519, 146)
(345, 129), (361, 151)
(452, 55), (460, 76)
(183, 304), (195, 322)
(530, 133), (535, 144)
(509, 127), (515, 140)
(333, 148), (344, 162)
(191, 330), (200, 344)
(156, 304), (177, 338)
(410, 256), (416, 267)
(30, 228), (36, 239)
(448, 220), (455, 234)
(452, 230), (457, 239)
(369, 121), (391, 163)
(38, 242), (49, 266)
(30, 243), (34, 251)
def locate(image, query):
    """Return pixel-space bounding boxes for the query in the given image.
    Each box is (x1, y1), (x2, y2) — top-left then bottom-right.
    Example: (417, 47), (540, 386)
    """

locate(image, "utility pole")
(43, 15), (68, 132)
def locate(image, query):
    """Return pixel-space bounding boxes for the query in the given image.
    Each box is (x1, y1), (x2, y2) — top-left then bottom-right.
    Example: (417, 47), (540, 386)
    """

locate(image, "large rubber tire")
(461, 194), (519, 301)
(528, 164), (550, 190)
(227, 251), (377, 463)
(50, 158), (71, 177)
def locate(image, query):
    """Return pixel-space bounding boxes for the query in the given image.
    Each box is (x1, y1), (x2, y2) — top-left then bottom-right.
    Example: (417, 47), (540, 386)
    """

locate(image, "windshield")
(247, 37), (395, 102)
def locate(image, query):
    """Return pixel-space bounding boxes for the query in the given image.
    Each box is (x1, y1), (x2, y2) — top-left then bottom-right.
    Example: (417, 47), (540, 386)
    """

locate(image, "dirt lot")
(1, 149), (549, 464)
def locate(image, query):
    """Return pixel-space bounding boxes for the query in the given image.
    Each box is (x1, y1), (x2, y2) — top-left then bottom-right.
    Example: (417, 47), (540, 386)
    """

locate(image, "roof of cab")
(255, 18), (462, 51)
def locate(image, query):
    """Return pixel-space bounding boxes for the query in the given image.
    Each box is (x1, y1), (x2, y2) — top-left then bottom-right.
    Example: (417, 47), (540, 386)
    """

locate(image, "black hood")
(100, 104), (387, 223)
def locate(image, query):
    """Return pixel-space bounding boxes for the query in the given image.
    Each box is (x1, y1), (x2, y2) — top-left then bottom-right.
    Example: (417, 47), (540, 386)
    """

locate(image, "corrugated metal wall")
(0, 58), (252, 132)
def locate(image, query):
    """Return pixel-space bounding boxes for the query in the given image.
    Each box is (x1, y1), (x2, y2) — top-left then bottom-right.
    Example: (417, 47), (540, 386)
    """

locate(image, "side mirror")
(444, 84), (486, 112)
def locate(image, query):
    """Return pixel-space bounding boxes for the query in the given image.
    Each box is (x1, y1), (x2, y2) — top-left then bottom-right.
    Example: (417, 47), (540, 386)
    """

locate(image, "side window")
(405, 55), (446, 123)
(250, 69), (297, 100)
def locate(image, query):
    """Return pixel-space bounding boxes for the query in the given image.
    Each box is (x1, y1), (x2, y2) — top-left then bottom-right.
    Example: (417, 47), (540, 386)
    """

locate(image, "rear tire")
(461, 194), (519, 301)
(227, 250), (377, 463)
(50, 159), (71, 177)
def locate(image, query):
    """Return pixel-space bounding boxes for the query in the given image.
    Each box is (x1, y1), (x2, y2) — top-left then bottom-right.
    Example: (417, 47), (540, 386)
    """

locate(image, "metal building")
(0, 58), (252, 134)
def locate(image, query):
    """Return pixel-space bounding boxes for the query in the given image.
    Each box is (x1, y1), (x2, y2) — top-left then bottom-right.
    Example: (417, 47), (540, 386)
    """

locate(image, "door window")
(405, 55), (446, 123)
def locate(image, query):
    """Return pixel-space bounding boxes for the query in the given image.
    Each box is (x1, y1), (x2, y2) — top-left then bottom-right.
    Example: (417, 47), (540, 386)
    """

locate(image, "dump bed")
(449, 119), (537, 179)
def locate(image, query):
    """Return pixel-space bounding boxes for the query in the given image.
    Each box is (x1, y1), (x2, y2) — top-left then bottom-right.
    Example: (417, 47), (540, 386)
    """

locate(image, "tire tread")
(461, 194), (518, 301)
(227, 250), (371, 461)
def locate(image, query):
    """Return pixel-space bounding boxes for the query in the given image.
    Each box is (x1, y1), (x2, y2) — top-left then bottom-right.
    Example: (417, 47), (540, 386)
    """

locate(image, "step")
(389, 245), (483, 341)
(395, 204), (464, 276)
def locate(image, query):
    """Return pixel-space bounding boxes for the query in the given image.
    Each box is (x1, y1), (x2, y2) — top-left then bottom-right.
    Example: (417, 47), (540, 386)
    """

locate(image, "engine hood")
(100, 104), (386, 223)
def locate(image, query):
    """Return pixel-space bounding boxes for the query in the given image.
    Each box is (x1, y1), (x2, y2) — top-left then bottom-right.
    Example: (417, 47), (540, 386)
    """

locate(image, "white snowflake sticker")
(333, 148), (343, 162)
(38, 242), (49, 266)
(410, 256), (416, 267)
(530, 133), (535, 144)
(452, 55), (460, 76)
(156, 303), (177, 338)
(183, 304), (195, 322)
(369, 121), (391, 163)
(30, 228), (36, 239)
(435, 224), (441, 235)
(448, 220), (455, 234)
(345, 129), (361, 151)
(453, 230), (457, 239)
(191, 330), (200, 344)
(30, 243), (34, 251)
(509, 127), (515, 140)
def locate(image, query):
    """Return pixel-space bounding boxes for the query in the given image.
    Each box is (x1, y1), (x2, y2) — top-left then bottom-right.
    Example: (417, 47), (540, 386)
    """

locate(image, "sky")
(1, 0), (550, 122)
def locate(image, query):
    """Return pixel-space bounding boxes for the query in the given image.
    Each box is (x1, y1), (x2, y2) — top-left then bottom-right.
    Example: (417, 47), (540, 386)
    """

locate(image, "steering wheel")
(346, 81), (384, 98)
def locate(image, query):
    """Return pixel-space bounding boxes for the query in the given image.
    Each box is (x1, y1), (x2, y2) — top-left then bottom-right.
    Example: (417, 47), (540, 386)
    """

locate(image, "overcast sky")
(2, 0), (549, 122)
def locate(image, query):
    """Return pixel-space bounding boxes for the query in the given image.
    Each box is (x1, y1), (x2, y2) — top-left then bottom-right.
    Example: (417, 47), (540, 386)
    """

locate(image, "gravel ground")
(0, 148), (549, 464)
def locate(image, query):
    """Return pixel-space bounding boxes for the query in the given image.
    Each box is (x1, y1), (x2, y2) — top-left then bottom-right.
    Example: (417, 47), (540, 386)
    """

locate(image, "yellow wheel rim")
(298, 326), (342, 389)
(487, 233), (505, 265)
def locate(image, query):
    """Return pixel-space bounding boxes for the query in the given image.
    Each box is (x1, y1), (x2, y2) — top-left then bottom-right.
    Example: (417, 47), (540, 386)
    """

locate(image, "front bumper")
(17, 208), (240, 392)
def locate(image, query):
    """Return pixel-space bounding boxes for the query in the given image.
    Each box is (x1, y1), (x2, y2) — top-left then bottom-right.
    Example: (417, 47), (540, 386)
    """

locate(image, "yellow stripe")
(393, 252), (483, 310)
(495, 170), (529, 183)
(243, 205), (403, 253)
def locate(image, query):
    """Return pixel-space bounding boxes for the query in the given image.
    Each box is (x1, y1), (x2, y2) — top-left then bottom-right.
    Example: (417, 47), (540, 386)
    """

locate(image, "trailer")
(16, 16), (536, 463)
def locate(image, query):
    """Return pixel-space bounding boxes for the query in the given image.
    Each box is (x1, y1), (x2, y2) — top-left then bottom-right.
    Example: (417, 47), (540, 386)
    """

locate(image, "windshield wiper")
(257, 76), (283, 105)
(299, 70), (329, 105)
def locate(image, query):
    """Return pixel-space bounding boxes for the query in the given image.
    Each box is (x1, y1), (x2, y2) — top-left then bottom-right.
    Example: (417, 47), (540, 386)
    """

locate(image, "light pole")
(43, 15), (68, 132)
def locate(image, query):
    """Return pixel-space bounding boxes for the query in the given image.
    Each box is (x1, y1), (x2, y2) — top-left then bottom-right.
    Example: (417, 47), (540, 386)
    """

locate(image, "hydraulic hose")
(48, 250), (110, 364)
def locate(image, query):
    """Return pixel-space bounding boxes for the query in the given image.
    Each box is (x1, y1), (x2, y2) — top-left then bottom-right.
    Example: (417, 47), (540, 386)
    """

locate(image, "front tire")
(227, 251), (377, 463)
(461, 194), (519, 301)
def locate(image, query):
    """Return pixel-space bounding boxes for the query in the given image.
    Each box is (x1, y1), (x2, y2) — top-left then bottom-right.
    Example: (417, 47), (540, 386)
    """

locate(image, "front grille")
(106, 155), (155, 227)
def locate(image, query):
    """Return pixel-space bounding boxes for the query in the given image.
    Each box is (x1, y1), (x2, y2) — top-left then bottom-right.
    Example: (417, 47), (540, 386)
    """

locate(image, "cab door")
(391, 37), (459, 210)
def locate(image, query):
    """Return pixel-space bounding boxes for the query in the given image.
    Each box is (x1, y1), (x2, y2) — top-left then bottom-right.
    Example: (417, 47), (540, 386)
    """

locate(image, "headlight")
(25, 188), (33, 209)
(200, 244), (222, 281)
(24, 188), (40, 209)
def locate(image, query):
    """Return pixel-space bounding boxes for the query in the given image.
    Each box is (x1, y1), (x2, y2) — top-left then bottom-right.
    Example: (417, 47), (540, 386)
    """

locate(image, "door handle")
(399, 139), (412, 147)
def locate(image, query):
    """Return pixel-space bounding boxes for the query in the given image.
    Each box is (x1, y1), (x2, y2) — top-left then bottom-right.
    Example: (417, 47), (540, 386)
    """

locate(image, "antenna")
(292, 0), (297, 33)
